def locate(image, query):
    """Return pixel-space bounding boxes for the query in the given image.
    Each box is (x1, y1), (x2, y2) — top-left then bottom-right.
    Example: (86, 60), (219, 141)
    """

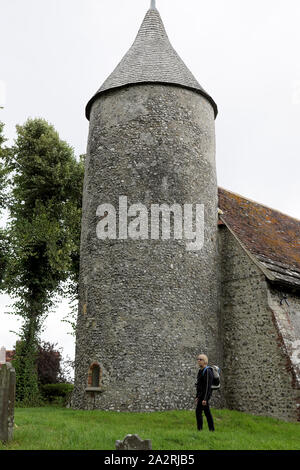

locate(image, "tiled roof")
(86, 8), (217, 120)
(218, 188), (300, 289)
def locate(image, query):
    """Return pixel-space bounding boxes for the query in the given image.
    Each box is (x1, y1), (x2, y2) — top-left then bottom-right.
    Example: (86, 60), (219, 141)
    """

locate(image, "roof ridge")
(219, 187), (300, 223)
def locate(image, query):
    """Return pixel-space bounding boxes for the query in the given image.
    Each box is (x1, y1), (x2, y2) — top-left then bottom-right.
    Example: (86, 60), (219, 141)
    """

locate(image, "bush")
(41, 383), (74, 406)
(37, 341), (69, 385)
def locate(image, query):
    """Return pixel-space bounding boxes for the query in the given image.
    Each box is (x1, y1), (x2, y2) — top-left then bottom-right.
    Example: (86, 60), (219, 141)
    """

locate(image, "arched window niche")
(86, 362), (103, 392)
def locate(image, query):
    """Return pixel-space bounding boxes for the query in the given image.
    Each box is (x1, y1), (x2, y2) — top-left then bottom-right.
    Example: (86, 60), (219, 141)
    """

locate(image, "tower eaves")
(85, 7), (218, 120)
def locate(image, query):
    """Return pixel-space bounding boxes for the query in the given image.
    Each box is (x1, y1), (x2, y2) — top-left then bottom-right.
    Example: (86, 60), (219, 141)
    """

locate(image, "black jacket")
(195, 366), (213, 401)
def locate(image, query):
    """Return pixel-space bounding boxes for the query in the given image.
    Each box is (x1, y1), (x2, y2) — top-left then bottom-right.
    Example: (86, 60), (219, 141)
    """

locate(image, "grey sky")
(1, 0), (300, 360)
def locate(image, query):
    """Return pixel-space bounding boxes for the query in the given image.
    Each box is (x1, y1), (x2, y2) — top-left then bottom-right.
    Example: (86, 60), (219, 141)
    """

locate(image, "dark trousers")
(196, 399), (215, 431)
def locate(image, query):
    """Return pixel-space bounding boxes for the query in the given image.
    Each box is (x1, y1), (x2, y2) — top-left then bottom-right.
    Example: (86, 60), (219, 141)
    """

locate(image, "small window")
(87, 362), (102, 389)
(92, 364), (100, 387)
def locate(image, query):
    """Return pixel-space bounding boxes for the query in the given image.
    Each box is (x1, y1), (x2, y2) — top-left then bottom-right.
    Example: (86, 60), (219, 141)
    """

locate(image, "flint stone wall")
(72, 84), (222, 411)
(219, 225), (299, 421)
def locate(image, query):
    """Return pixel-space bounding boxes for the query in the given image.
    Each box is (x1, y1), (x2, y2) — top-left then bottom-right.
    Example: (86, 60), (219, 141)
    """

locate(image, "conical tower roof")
(85, 6), (218, 120)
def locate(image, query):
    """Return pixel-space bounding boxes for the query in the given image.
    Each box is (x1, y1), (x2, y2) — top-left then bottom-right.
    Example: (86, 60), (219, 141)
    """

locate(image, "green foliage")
(0, 122), (9, 207)
(0, 227), (10, 287)
(10, 340), (72, 406)
(12, 340), (42, 407)
(0, 408), (299, 450)
(3, 118), (84, 303)
(1, 118), (84, 405)
(40, 383), (74, 406)
(0, 122), (10, 286)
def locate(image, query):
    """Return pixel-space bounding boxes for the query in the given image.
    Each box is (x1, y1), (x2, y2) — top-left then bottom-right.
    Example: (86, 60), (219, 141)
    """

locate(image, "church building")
(72, 2), (300, 422)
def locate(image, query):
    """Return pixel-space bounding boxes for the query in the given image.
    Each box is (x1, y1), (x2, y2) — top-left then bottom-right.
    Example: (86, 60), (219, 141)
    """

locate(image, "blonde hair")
(198, 354), (208, 365)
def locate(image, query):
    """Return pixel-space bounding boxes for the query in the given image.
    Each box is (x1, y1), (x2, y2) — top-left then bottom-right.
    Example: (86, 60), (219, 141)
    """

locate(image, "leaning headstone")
(0, 347), (6, 364)
(0, 363), (16, 443)
(115, 434), (152, 450)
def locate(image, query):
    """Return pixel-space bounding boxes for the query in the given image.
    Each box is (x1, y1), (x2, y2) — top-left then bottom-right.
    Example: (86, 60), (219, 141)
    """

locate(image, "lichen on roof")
(218, 187), (300, 289)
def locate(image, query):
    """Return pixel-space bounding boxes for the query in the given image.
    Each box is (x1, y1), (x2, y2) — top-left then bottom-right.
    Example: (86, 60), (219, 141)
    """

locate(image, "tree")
(0, 122), (8, 205)
(2, 118), (84, 404)
(8, 341), (73, 388)
(37, 341), (66, 385)
(0, 121), (10, 287)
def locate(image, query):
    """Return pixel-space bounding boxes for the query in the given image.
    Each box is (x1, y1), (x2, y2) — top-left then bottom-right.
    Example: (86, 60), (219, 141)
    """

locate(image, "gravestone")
(115, 434), (152, 450)
(0, 363), (16, 443)
(0, 347), (6, 364)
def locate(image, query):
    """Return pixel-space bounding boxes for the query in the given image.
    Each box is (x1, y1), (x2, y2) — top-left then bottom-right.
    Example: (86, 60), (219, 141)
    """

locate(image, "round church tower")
(72, 3), (220, 411)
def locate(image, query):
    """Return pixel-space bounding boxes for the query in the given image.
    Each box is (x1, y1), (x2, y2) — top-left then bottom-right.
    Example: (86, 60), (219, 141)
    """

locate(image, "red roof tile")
(218, 188), (300, 288)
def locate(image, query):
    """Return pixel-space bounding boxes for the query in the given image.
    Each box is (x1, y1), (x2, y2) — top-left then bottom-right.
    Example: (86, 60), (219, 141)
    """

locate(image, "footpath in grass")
(0, 407), (299, 450)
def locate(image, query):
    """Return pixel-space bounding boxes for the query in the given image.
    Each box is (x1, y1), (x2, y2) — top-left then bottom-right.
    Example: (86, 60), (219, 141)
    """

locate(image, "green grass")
(0, 407), (299, 450)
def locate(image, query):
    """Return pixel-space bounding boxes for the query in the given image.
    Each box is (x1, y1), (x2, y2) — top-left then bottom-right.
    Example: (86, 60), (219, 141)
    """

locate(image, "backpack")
(203, 365), (221, 390)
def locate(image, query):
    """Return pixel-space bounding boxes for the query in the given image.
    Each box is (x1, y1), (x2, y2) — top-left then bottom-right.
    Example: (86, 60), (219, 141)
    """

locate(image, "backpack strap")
(202, 366), (212, 401)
